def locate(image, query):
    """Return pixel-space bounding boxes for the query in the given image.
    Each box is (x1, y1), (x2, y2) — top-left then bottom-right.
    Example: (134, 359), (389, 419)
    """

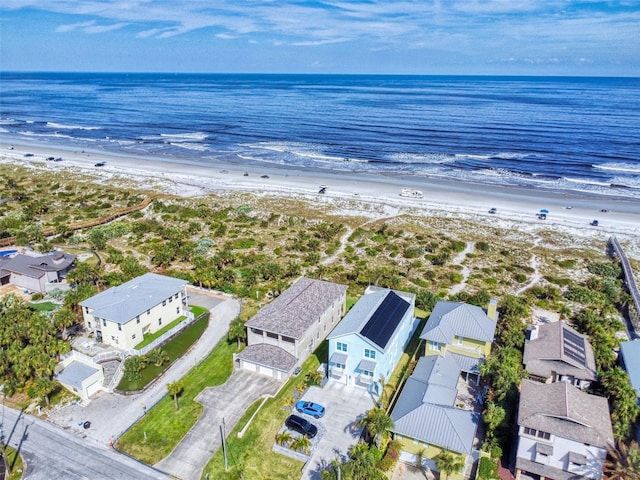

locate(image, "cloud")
(55, 20), (96, 33)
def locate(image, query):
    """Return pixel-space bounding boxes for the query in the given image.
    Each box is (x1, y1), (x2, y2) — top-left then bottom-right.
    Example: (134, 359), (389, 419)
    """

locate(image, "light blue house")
(619, 340), (640, 405)
(327, 286), (417, 396)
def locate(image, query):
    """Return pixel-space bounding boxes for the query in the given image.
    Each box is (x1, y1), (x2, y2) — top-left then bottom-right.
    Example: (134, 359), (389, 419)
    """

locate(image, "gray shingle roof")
(523, 321), (597, 382)
(328, 288), (414, 351)
(420, 301), (497, 344)
(0, 251), (76, 279)
(237, 344), (297, 373)
(518, 379), (614, 449)
(391, 354), (478, 454)
(79, 273), (188, 324)
(56, 361), (100, 390)
(245, 277), (347, 339)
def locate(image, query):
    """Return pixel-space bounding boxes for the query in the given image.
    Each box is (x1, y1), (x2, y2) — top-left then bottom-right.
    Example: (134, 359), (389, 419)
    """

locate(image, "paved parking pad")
(299, 381), (376, 480)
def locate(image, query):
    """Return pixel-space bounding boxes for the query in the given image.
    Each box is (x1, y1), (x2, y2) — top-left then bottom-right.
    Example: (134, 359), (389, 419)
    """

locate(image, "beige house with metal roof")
(236, 277), (347, 379)
(515, 379), (613, 480)
(523, 321), (597, 389)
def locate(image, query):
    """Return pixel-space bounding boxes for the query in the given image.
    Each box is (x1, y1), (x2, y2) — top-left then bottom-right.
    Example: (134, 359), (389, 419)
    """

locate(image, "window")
(158, 318), (162, 326)
(132, 334), (136, 340)
(456, 335), (463, 345)
(85, 306), (89, 313)
(118, 324), (122, 331)
(175, 293), (179, 300)
(147, 309), (151, 315)
(364, 349), (376, 359)
(337, 342), (347, 352)
(88, 321), (91, 328)
(102, 319), (106, 327)
(428, 340), (442, 351)
(362, 370), (374, 377)
(169, 296), (173, 303)
(176, 307), (180, 314)
(136, 316), (140, 324)
(524, 427), (551, 440)
(162, 300), (166, 307)
(334, 362), (345, 369)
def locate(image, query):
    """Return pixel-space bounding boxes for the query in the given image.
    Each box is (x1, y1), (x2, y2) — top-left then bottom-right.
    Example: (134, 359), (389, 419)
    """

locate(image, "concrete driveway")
(155, 370), (282, 480)
(300, 381), (376, 480)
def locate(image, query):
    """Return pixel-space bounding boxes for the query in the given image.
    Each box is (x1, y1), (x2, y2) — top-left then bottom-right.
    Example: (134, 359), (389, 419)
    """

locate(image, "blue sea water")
(1, 72), (639, 198)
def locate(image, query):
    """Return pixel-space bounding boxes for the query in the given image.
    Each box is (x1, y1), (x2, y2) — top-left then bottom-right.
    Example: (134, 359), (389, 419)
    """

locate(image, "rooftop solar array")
(563, 327), (587, 366)
(360, 291), (410, 349)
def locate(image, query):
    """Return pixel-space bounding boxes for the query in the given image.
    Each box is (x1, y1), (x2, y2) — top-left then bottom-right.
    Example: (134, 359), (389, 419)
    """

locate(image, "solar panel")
(360, 291), (410, 349)
(564, 348), (587, 365)
(563, 329), (584, 346)
(562, 326), (587, 366)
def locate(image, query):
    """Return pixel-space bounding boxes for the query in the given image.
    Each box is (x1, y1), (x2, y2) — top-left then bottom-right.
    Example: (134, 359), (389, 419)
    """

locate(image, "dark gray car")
(285, 414), (318, 438)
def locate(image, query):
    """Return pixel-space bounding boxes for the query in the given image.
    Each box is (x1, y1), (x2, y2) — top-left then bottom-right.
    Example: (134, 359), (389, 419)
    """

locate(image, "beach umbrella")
(539, 209), (549, 214)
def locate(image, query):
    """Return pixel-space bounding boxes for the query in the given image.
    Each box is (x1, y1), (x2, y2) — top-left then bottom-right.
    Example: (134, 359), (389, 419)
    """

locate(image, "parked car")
(488, 207), (497, 214)
(94, 161), (106, 167)
(285, 414), (318, 438)
(296, 400), (325, 418)
(591, 219), (599, 226)
(261, 174), (270, 179)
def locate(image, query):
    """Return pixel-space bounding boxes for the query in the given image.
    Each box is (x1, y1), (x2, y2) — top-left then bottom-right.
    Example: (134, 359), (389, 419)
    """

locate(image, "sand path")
(449, 242), (475, 295)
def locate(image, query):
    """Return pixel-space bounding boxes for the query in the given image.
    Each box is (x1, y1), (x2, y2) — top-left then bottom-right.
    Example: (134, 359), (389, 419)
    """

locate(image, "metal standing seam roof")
(523, 321), (597, 381)
(328, 288), (413, 351)
(390, 354), (478, 454)
(56, 361), (101, 390)
(620, 340), (640, 396)
(420, 301), (497, 344)
(79, 273), (188, 324)
(245, 277), (347, 340)
(517, 379), (614, 449)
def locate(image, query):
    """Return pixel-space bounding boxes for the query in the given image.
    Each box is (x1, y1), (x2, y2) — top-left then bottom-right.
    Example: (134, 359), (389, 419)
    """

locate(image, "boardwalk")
(609, 236), (640, 338)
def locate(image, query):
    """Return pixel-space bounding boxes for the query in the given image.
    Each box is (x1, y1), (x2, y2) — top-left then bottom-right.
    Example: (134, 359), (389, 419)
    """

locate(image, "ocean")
(1, 72), (639, 198)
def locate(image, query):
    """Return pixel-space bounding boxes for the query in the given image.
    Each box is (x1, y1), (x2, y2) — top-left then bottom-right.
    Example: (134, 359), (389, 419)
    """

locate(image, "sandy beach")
(1, 139), (639, 259)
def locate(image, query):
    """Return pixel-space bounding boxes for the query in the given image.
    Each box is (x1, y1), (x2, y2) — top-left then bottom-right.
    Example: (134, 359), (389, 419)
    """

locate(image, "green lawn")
(29, 301), (57, 312)
(116, 312), (209, 391)
(201, 344), (328, 480)
(5, 446), (24, 480)
(134, 315), (187, 350)
(116, 335), (239, 463)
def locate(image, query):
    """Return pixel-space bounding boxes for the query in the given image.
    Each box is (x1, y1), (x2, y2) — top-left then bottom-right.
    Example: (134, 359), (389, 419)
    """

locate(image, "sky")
(1, 1), (639, 76)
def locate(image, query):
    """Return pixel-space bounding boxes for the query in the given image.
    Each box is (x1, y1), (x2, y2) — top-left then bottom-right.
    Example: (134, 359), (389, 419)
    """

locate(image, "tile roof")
(391, 354), (478, 454)
(517, 379), (614, 449)
(523, 321), (597, 382)
(0, 251), (76, 279)
(246, 277), (347, 339)
(79, 273), (188, 324)
(237, 344), (297, 373)
(420, 301), (497, 344)
(328, 287), (414, 351)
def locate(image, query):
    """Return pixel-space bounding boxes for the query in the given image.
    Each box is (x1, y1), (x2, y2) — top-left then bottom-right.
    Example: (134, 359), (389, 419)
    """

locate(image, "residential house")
(390, 354), (480, 477)
(523, 321), (597, 389)
(515, 379), (614, 480)
(420, 300), (498, 383)
(236, 277), (347, 380)
(327, 287), (417, 395)
(0, 249), (76, 293)
(55, 355), (104, 401)
(619, 340), (640, 405)
(80, 273), (189, 350)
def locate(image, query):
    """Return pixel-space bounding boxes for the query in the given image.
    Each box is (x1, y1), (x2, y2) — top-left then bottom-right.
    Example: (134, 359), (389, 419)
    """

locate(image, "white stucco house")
(236, 277), (347, 380)
(80, 273), (189, 350)
(327, 286), (417, 395)
(515, 379), (614, 480)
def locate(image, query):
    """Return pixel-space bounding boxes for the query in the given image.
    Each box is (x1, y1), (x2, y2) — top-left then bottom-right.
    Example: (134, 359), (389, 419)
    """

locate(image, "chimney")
(487, 299), (498, 321)
(527, 324), (539, 341)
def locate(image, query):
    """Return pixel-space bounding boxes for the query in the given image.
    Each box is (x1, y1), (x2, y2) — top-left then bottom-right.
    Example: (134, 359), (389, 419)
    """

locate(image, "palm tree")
(291, 435), (312, 454)
(275, 430), (293, 447)
(228, 318), (247, 348)
(435, 451), (465, 480)
(167, 380), (185, 411)
(358, 407), (394, 448)
(348, 442), (385, 480)
(605, 440), (640, 480)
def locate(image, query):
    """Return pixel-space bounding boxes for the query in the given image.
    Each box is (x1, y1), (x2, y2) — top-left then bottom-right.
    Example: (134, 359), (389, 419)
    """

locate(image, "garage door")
(258, 365), (274, 377)
(241, 360), (257, 372)
(86, 381), (101, 398)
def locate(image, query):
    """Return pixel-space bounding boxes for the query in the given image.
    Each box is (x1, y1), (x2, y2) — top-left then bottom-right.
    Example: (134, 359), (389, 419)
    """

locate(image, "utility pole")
(221, 417), (228, 471)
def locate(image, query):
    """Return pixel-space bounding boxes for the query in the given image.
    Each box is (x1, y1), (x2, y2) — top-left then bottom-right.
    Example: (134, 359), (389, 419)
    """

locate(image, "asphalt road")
(2, 406), (168, 480)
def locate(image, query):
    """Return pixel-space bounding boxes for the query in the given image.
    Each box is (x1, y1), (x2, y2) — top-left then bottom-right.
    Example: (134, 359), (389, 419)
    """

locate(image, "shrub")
(477, 456), (499, 480)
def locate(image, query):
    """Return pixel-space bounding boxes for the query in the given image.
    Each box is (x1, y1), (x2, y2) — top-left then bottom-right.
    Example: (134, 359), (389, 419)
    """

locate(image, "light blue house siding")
(327, 287), (417, 396)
